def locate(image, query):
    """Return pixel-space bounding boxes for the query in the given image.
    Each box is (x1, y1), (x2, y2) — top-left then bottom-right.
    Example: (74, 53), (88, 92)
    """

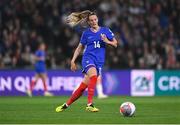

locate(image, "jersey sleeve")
(105, 28), (115, 41)
(80, 31), (87, 45)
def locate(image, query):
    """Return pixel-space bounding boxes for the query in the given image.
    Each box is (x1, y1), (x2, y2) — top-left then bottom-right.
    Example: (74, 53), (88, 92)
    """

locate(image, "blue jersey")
(35, 50), (46, 73)
(80, 27), (114, 75)
(80, 27), (114, 63)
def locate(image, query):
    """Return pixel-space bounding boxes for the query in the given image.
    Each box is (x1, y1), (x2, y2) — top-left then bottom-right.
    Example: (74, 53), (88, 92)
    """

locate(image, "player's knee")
(87, 67), (97, 77)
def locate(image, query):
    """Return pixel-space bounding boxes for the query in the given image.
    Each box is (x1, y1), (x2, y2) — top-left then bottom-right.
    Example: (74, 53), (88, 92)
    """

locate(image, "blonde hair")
(66, 10), (94, 27)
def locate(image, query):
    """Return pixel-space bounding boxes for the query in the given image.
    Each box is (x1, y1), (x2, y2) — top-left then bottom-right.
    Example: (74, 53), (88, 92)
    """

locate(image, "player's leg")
(85, 67), (99, 112)
(66, 75), (89, 105)
(27, 74), (39, 97)
(96, 75), (108, 99)
(56, 75), (89, 112)
(86, 67), (97, 104)
(56, 58), (98, 112)
(40, 73), (53, 96)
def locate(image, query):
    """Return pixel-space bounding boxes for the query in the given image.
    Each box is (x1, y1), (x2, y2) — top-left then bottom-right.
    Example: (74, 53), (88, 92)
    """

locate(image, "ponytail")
(66, 10), (92, 27)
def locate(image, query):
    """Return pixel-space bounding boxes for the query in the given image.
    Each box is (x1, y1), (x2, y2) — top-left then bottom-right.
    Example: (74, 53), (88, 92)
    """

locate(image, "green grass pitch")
(0, 96), (180, 124)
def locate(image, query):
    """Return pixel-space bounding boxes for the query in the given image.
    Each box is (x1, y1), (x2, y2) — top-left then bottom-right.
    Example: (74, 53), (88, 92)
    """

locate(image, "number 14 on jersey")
(94, 41), (100, 48)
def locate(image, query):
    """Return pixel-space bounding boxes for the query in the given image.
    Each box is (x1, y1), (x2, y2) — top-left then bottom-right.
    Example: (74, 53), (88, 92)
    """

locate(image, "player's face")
(88, 15), (98, 28)
(40, 44), (46, 50)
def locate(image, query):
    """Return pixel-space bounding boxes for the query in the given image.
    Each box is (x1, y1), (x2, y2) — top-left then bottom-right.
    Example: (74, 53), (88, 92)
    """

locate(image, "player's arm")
(101, 34), (118, 48)
(70, 43), (84, 71)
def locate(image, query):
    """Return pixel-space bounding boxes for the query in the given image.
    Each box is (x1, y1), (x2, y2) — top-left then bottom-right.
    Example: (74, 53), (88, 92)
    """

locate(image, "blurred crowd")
(0, 0), (180, 69)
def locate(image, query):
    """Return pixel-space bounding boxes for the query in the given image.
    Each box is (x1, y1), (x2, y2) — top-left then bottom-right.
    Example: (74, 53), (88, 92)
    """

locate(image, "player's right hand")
(70, 61), (77, 72)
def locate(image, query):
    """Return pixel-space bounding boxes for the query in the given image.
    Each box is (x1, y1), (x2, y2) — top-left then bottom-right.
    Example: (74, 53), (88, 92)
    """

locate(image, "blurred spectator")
(0, 0), (179, 69)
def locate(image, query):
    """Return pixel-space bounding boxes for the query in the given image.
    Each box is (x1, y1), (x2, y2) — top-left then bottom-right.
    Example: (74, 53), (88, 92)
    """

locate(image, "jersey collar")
(90, 27), (101, 33)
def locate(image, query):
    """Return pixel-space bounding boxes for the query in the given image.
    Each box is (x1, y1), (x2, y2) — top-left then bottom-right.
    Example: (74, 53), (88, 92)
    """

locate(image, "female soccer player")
(69, 10), (108, 99)
(56, 11), (117, 112)
(27, 43), (53, 97)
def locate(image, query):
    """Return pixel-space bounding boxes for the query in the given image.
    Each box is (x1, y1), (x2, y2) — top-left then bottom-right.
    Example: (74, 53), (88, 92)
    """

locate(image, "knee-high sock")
(88, 75), (97, 104)
(42, 79), (48, 92)
(96, 82), (104, 96)
(67, 82), (87, 106)
(30, 80), (36, 91)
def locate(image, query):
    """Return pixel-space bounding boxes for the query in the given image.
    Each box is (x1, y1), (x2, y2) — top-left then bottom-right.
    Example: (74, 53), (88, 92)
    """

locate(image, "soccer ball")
(120, 102), (136, 117)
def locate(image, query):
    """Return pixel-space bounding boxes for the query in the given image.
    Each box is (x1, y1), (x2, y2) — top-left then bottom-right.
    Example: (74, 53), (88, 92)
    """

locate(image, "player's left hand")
(70, 61), (77, 72)
(101, 34), (108, 43)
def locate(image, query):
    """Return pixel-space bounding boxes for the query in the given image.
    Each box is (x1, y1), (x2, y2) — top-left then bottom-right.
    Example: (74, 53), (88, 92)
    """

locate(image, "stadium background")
(0, 0), (180, 124)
